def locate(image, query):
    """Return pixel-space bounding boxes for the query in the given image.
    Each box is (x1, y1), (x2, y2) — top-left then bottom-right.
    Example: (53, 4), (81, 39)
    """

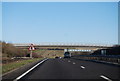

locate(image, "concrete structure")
(13, 43), (113, 51)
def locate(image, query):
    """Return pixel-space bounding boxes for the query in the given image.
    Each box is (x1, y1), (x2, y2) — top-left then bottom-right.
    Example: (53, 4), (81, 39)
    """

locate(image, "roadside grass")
(34, 49), (64, 58)
(2, 58), (44, 74)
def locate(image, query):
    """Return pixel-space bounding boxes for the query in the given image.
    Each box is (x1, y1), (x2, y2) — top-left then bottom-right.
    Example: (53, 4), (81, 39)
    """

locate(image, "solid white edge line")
(100, 75), (112, 81)
(13, 58), (48, 81)
(81, 66), (85, 69)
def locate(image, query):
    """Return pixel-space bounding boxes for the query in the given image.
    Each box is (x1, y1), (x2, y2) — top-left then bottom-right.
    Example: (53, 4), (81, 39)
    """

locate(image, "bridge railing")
(13, 43), (113, 47)
(72, 55), (120, 64)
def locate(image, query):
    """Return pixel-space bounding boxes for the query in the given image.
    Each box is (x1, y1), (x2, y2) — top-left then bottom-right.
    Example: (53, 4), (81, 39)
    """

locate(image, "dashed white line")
(68, 60), (71, 62)
(81, 66), (85, 69)
(13, 58), (48, 81)
(100, 75), (112, 81)
(113, 63), (118, 64)
(73, 62), (76, 64)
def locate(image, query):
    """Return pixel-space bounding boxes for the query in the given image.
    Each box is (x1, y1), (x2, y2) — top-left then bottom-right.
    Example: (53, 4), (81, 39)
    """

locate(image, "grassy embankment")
(2, 58), (44, 74)
(2, 49), (64, 74)
(34, 49), (64, 58)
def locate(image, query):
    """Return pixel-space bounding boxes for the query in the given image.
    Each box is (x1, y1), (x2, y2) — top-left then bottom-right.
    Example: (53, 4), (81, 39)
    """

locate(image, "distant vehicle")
(64, 52), (71, 58)
(59, 57), (62, 59)
(55, 56), (62, 59)
(55, 56), (59, 58)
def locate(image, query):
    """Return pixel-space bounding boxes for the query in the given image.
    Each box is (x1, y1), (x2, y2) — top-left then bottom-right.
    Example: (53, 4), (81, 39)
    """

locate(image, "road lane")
(14, 59), (48, 81)
(66, 58), (120, 79)
(18, 58), (120, 80)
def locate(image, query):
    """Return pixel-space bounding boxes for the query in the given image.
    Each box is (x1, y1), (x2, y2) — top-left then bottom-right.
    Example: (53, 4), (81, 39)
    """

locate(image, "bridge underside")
(14, 45), (111, 57)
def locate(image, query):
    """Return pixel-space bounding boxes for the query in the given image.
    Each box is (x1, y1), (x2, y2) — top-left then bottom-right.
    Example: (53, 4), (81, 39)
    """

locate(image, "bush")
(32, 52), (42, 58)
(2, 42), (29, 57)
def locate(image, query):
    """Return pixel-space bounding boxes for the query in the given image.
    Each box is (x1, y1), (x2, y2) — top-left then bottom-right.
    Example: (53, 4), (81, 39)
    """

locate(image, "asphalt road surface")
(17, 58), (120, 81)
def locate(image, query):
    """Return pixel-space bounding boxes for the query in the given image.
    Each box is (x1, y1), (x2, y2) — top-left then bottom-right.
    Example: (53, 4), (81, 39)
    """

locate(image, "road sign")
(28, 44), (35, 51)
(28, 44), (35, 58)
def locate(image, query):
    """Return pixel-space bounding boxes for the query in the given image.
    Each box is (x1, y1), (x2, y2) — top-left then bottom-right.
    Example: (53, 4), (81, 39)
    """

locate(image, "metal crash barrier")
(72, 55), (120, 64)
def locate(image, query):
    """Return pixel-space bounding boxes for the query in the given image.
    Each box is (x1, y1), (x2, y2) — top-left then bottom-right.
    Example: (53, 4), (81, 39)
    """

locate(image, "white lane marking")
(68, 60), (71, 62)
(113, 63), (118, 64)
(13, 59), (48, 81)
(73, 62), (76, 64)
(100, 75), (112, 81)
(81, 66), (85, 69)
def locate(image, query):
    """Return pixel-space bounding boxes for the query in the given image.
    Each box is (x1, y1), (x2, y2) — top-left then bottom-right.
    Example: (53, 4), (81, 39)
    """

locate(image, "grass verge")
(2, 58), (44, 74)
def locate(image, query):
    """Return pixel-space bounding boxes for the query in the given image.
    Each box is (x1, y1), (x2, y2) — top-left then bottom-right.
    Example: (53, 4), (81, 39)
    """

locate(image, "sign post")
(28, 44), (35, 58)
(30, 50), (32, 58)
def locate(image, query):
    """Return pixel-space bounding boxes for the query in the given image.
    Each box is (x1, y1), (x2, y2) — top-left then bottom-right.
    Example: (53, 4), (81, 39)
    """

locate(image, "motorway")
(16, 58), (119, 81)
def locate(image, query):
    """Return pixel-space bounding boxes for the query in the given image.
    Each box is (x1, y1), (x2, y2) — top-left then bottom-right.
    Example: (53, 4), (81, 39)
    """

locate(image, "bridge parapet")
(13, 43), (114, 52)
(13, 43), (113, 47)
